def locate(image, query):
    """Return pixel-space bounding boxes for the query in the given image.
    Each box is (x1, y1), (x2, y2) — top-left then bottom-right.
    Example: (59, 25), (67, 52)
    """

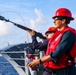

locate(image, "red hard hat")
(52, 8), (74, 20)
(45, 27), (57, 35)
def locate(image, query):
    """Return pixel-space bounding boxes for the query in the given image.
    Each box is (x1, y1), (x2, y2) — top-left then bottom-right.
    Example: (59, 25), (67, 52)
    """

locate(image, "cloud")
(0, 21), (13, 36)
(30, 9), (46, 31)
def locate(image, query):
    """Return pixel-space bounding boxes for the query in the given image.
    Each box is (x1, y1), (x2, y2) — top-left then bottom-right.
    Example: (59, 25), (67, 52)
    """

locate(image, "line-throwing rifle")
(0, 15), (46, 39)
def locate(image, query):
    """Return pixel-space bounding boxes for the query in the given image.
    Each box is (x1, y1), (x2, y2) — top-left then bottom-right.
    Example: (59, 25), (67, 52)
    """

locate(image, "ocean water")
(0, 56), (19, 75)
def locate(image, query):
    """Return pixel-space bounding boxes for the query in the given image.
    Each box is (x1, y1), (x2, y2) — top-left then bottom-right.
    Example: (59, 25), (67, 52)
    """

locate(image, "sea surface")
(0, 56), (19, 75)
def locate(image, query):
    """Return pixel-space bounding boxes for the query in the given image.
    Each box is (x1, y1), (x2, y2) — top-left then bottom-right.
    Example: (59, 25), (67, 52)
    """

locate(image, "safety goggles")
(54, 17), (65, 21)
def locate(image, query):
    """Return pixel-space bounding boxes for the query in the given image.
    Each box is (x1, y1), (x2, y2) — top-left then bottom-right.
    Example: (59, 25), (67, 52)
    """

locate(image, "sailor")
(27, 27), (57, 63)
(28, 27), (57, 52)
(27, 27), (57, 61)
(27, 27), (57, 74)
(27, 8), (76, 75)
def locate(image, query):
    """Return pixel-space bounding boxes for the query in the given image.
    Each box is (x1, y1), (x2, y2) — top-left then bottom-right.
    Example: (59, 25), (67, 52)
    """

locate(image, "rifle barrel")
(0, 15), (46, 39)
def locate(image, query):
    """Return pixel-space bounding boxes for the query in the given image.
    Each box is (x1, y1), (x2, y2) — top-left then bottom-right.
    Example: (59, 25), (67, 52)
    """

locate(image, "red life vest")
(44, 26), (76, 69)
(43, 38), (52, 67)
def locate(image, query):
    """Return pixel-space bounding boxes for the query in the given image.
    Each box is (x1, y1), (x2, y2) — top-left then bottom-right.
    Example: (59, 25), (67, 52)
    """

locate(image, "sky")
(0, 0), (76, 49)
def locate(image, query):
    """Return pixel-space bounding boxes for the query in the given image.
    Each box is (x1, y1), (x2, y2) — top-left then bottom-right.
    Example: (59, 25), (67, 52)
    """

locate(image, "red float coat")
(44, 26), (76, 69)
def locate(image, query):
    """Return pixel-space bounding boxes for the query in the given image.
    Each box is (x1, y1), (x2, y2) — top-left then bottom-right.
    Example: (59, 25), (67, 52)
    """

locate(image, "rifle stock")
(0, 15), (46, 39)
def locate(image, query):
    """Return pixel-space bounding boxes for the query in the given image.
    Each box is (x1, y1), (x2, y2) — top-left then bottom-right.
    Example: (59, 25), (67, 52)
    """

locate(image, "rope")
(0, 11), (30, 43)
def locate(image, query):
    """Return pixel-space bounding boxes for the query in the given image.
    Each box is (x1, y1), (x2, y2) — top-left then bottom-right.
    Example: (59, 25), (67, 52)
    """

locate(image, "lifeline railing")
(0, 47), (44, 75)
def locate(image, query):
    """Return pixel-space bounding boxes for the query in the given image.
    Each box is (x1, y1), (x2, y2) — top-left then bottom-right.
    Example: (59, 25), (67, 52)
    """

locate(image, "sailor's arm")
(50, 31), (75, 63)
(27, 55), (51, 68)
